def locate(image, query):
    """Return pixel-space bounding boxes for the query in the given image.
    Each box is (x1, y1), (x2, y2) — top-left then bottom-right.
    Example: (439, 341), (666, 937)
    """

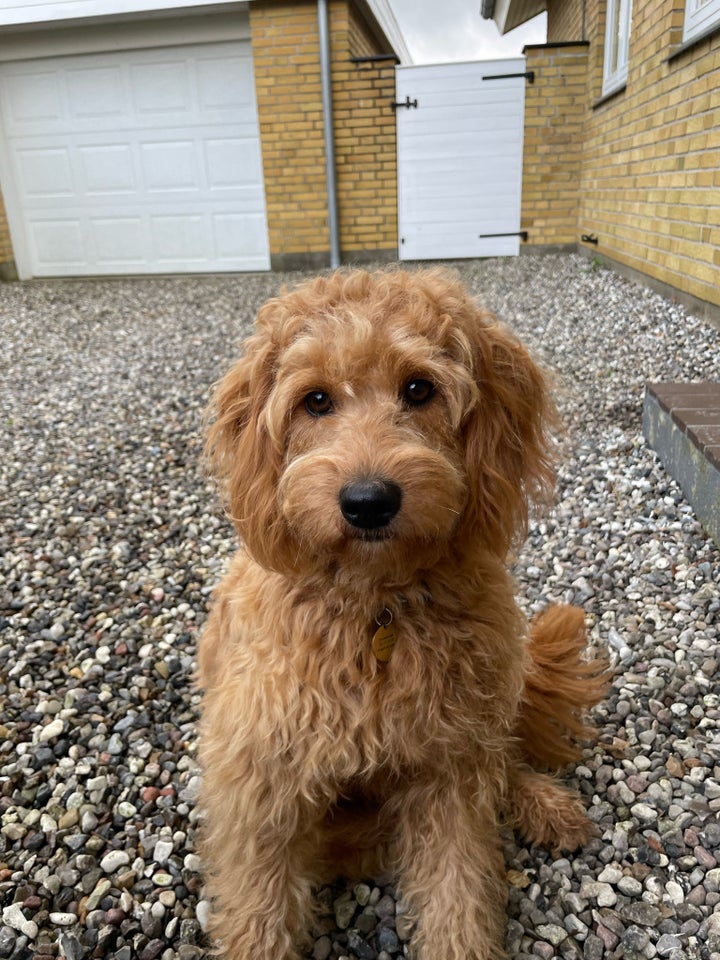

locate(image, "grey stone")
(377, 925), (400, 953)
(619, 902), (662, 927)
(656, 934), (683, 957)
(313, 935), (332, 960)
(536, 923), (568, 946)
(334, 895), (357, 931)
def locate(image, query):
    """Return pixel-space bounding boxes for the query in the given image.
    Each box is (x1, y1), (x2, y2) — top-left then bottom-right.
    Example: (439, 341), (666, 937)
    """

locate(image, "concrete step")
(643, 382), (720, 546)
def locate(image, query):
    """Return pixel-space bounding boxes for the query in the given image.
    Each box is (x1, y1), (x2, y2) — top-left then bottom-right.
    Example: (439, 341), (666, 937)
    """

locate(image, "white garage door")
(396, 58), (527, 261)
(0, 41), (270, 277)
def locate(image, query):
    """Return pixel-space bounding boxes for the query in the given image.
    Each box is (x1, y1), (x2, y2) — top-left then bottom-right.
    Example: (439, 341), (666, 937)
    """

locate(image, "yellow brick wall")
(547, 2), (584, 42)
(535, 0), (720, 309)
(522, 44), (589, 246)
(577, 0), (720, 308)
(0, 192), (14, 270)
(249, 0), (397, 267)
(249, 1), (329, 263)
(332, 2), (398, 256)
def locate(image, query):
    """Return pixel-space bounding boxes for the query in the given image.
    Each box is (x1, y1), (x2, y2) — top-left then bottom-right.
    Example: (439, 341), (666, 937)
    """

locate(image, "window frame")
(602, 0), (633, 97)
(683, 0), (720, 43)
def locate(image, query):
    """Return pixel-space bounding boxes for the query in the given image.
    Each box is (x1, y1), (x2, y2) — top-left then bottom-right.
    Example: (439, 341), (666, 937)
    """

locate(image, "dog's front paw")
(508, 767), (595, 853)
(523, 793), (596, 852)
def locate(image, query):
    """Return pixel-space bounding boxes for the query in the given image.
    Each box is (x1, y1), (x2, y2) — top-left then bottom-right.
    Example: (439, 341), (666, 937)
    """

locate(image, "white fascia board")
(247, 0), (413, 64)
(0, 0), (241, 27)
(363, 0), (412, 63)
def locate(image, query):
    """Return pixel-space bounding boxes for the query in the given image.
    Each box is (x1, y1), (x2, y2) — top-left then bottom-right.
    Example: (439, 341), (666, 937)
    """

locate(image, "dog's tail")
(517, 604), (610, 770)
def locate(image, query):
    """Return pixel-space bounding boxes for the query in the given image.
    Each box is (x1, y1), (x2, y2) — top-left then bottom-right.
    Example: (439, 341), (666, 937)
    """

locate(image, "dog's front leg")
(390, 772), (507, 960)
(200, 756), (330, 960)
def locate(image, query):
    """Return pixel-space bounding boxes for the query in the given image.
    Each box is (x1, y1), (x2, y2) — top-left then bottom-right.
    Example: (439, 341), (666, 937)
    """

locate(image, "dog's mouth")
(345, 526), (394, 543)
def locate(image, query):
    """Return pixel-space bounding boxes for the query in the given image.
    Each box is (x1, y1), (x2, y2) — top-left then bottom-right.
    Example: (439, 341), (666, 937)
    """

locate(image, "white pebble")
(153, 838), (175, 865)
(664, 880), (685, 905)
(101, 850), (131, 873)
(49, 912), (77, 926)
(630, 802), (657, 823)
(196, 899), (212, 931)
(2, 903), (38, 939)
(37, 717), (64, 742)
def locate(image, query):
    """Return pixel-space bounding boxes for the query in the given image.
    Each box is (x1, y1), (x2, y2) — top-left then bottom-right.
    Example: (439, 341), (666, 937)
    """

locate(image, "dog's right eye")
(403, 378), (435, 407)
(304, 391), (334, 417)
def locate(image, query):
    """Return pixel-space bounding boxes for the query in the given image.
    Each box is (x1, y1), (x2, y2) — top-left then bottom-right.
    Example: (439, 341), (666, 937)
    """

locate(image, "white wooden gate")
(396, 58), (527, 261)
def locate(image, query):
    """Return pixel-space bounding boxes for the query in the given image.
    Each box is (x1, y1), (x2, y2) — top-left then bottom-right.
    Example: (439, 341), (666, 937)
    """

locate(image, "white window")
(683, 0), (720, 42)
(602, 0), (632, 96)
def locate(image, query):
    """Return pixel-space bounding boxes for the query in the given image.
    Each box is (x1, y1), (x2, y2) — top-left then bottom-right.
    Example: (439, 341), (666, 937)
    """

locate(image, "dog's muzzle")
(339, 479), (402, 530)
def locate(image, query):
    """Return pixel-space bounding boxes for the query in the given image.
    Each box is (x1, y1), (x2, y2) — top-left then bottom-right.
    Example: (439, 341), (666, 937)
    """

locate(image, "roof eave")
(363, 0), (412, 63)
(481, 0), (547, 35)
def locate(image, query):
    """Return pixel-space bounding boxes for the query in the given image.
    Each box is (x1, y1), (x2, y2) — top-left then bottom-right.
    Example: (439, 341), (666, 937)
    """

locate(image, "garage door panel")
(17, 147), (74, 198)
(24, 204), (272, 275)
(5, 72), (61, 126)
(205, 138), (263, 190)
(91, 217), (146, 265)
(0, 39), (270, 275)
(141, 140), (199, 192)
(30, 219), (85, 268)
(214, 212), (268, 260)
(80, 144), (137, 195)
(197, 55), (254, 111)
(131, 62), (190, 115)
(67, 66), (126, 119)
(151, 214), (206, 264)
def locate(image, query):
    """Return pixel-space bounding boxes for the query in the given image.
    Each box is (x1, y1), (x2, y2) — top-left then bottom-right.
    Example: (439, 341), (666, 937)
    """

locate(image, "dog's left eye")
(403, 378), (435, 407)
(304, 390), (334, 417)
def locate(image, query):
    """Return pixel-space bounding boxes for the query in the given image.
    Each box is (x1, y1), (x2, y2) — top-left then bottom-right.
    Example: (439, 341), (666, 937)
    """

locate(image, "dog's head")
(206, 268), (555, 579)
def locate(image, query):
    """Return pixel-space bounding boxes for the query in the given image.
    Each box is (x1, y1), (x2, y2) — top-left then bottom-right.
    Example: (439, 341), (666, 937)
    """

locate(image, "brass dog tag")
(372, 609), (398, 662)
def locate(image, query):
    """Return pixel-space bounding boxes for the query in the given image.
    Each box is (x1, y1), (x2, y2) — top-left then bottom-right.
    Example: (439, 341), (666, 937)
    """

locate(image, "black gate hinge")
(391, 95), (418, 110)
(478, 231), (529, 241)
(482, 70), (534, 84)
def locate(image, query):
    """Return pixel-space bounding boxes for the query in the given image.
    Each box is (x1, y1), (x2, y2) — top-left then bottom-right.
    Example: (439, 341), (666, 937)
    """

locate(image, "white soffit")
(490, 0), (546, 35)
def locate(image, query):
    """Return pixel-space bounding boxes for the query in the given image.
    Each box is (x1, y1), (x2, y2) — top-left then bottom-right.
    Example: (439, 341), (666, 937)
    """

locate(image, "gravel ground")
(1, 254), (719, 960)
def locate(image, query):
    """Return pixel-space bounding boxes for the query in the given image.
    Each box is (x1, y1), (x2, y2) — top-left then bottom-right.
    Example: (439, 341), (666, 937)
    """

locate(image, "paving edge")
(643, 386), (720, 547)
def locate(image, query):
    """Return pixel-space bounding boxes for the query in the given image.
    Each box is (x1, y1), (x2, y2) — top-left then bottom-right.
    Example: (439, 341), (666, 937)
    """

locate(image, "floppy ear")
(204, 307), (289, 571)
(459, 309), (557, 555)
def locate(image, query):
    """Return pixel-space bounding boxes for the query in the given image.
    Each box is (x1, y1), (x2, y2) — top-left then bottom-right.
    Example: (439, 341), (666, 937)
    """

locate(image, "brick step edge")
(643, 382), (720, 547)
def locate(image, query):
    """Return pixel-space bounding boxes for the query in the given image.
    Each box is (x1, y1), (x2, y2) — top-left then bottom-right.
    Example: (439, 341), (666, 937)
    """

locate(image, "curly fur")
(198, 268), (608, 960)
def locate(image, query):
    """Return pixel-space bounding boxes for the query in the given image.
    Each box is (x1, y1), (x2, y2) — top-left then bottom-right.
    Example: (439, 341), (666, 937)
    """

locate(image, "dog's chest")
(296, 607), (517, 774)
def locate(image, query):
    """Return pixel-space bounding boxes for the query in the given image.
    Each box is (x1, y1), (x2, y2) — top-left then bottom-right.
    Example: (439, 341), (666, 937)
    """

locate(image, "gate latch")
(391, 95), (418, 110)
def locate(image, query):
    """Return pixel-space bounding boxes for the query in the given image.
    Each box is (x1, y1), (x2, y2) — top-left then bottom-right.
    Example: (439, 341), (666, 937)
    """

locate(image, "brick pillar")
(332, 1), (398, 260)
(250, 0), (332, 269)
(0, 191), (17, 279)
(250, 0), (399, 268)
(521, 43), (589, 248)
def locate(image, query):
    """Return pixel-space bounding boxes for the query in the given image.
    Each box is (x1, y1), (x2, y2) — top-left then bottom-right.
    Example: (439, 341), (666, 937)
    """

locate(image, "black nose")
(339, 479), (402, 530)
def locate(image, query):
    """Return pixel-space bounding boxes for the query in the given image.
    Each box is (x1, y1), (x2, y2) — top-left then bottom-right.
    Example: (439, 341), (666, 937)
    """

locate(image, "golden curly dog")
(198, 268), (606, 960)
